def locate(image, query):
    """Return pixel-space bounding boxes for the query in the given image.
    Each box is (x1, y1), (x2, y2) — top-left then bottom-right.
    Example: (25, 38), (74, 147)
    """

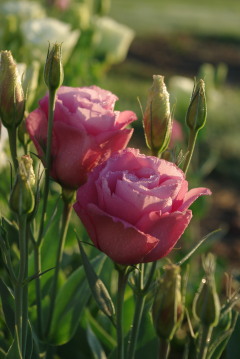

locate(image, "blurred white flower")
(0, 125), (8, 170)
(17, 62), (40, 109)
(17, 63), (27, 79)
(21, 18), (80, 63)
(169, 76), (194, 97)
(92, 16), (135, 64)
(0, 1), (45, 21)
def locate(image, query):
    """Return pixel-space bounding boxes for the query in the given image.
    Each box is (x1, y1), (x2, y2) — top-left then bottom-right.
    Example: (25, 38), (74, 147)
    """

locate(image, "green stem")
(21, 224), (29, 358)
(14, 215), (28, 356)
(116, 267), (129, 359)
(159, 339), (170, 359)
(45, 200), (72, 337)
(37, 89), (56, 246)
(14, 283), (23, 353)
(34, 242), (43, 338)
(182, 130), (198, 175)
(7, 126), (18, 173)
(127, 261), (157, 359)
(143, 261), (157, 294)
(127, 295), (146, 359)
(196, 325), (213, 359)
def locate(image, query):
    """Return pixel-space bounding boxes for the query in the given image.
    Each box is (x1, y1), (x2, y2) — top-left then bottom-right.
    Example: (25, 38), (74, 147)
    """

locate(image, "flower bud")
(0, 51), (25, 129)
(186, 79), (207, 132)
(9, 155), (35, 215)
(44, 43), (64, 91)
(152, 264), (184, 341)
(192, 254), (220, 327)
(18, 115), (31, 147)
(143, 75), (172, 156)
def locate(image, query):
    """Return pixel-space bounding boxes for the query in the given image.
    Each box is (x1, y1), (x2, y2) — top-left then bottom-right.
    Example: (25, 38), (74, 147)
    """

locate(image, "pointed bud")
(152, 264), (184, 341)
(44, 43), (64, 92)
(0, 51), (25, 129)
(192, 254), (220, 327)
(143, 75), (172, 156)
(9, 155), (35, 215)
(186, 79), (207, 132)
(18, 114), (31, 147)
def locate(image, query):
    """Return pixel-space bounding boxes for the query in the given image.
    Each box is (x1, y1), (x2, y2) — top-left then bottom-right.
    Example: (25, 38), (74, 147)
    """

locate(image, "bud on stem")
(0, 50), (25, 129)
(143, 75), (172, 157)
(186, 79), (207, 132)
(183, 79), (207, 174)
(193, 254), (220, 328)
(9, 155), (35, 215)
(44, 43), (64, 92)
(152, 264), (184, 341)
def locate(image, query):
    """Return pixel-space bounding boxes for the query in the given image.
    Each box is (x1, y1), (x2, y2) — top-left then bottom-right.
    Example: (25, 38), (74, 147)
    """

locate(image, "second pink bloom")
(74, 148), (211, 265)
(26, 86), (137, 189)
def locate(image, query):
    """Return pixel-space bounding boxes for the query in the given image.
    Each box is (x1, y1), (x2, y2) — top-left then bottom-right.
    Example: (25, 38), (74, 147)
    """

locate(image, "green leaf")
(176, 229), (221, 266)
(208, 311), (238, 359)
(49, 254), (106, 345)
(0, 348), (6, 359)
(208, 331), (233, 359)
(0, 279), (15, 337)
(5, 337), (22, 359)
(25, 322), (33, 359)
(85, 310), (117, 351)
(87, 324), (107, 359)
(78, 241), (115, 319)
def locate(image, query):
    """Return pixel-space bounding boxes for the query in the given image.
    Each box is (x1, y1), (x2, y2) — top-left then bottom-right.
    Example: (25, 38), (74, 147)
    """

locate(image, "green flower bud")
(9, 155), (35, 215)
(0, 51), (25, 129)
(186, 79), (207, 132)
(18, 114), (31, 147)
(44, 43), (64, 92)
(152, 264), (184, 341)
(193, 254), (220, 327)
(143, 75), (172, 156)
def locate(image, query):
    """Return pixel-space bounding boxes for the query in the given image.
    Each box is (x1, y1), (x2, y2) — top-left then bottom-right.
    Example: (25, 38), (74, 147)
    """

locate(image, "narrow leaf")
(0, 279), (15, 336)
(87, 324), (107, 359)
(0, 348), (6, 359)
(49, 254), (106, 345)
(5, 336), (22, 359)
(25, 322), (33, 359)
(78, 240), (115, 319)
(86, 309), (117, 350)
(176, 229), (221, 266)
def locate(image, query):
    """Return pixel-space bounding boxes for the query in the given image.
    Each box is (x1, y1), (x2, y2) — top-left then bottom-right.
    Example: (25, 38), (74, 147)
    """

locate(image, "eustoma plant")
(0, 45), (239, 359)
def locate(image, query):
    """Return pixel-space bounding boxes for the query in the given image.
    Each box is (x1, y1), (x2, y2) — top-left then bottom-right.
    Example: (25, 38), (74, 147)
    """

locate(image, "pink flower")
(26, 86), (137, 189)
(74, 148), (211, 265)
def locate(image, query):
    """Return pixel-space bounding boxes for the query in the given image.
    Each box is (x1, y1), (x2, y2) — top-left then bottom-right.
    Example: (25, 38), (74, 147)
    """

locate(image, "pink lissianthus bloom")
(26, 86), (137, 189)
(74, 148), (211, 265)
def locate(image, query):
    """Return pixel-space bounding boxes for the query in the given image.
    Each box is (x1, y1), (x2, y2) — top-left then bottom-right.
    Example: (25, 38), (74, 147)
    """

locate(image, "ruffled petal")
(141, 210), (192, 262)
(115, 110), (138, 129)
(178, 187), (212, 212)
(86, 204), (159, 265)
(26, 108), (48, 159)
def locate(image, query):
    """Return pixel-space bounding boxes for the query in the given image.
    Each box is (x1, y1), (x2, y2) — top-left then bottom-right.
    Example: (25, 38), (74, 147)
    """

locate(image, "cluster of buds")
(0, 50), (25, 129)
